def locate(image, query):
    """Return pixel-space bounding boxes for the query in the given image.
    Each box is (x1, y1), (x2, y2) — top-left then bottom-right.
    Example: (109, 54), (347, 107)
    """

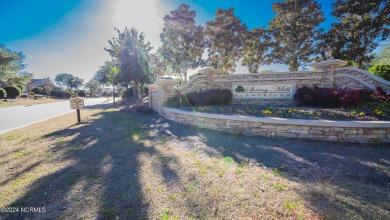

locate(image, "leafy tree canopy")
(85, 79), (102, 96)
(241, 27), (271, 73)
(327, 0), (390, 68)
(55, 73), (84, 91)
(268, 0), (324, 71)
(105, 27), (153, 89)
(94, 61), (111, 85)
(205, 7), (247, 74)
(0, 44), (25, 74)
(0, 44), (30, 87)
(160, 4), (204, 82)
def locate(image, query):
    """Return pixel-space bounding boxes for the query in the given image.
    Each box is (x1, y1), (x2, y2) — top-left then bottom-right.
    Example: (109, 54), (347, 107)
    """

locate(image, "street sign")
(70, 98), (84, 109)
(70, 98), (84, 123)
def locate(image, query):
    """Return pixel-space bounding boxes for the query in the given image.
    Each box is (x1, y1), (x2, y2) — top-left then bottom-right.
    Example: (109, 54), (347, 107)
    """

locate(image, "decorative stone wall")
(335, 67), (390, 91)
(148, 64), (390, 109)
(146, 63), (390, 143)
(163, 107), (390, 143)
(147, 84), (159, 111)
(147, 79), (177, 113)
(177, 67), (390, 106)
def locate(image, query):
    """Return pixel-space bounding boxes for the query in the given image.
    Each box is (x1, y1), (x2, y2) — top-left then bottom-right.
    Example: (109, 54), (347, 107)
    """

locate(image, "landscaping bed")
(180, 105), (390, 121)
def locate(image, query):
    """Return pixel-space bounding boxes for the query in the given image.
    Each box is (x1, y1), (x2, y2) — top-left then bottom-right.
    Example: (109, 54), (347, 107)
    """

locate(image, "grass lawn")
(0, 98), (64, 108)
(0, 99), (388, 219)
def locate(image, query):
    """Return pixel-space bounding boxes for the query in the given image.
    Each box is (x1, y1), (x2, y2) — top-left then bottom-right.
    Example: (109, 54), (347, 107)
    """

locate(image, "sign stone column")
(146, 84), (158, 110)
(309, 59), (348, 88)
(156, 79), (177, 114)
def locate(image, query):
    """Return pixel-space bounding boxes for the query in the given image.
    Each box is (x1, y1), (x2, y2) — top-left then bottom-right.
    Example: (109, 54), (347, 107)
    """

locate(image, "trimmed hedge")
(121, 89), (134, 98)
(4, 86), (21, 98)
(369, 65), (390, 81)
(32, 87), (43, 95)
(15, 84), (25, 93)
(77, 90), (86, 97)
(0, 88), (6, 99)
(51, 90), (71, 98)
(294, 86), (389, 107)
(187, 89), (232, 106)
(141, 107), (154, 115)
(164, 95), (191, 108)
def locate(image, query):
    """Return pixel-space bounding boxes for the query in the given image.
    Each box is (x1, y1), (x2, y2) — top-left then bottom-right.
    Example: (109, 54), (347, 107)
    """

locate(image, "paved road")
(0, 98), (112, 134)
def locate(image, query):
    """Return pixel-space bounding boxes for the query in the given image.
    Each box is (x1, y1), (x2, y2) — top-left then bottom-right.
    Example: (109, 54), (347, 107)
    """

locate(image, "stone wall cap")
(309, 59), (348, 69)
(337, 67), (390, 86)
(146, 84), (158, 88)
(163, 107), (390, 128)
(156, 79), (178, 84)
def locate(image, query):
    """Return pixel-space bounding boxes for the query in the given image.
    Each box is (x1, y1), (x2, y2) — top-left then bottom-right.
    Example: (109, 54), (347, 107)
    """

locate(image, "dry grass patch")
(0, 98), (64, 108)
(0, 99), (388, 219)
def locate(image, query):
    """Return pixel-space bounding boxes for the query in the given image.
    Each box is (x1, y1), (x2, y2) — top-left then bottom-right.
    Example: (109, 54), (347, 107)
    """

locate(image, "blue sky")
(1, 0), (337, 80)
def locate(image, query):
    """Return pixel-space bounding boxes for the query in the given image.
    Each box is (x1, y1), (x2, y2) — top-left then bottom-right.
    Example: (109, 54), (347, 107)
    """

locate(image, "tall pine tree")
(268, 0), (324, 71)
(241, 27), (271, 73)
(160, 4), (204, 82)
(105, 27), (152, 96)
(205, 7), (247, 74)
(327, 0), (390, 68)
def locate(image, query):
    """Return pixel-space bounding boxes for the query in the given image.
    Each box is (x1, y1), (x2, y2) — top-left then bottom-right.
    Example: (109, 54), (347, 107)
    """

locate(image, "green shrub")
(141, 107), (154, 115)
(121, 89), (134, 98)
(15, 84), (25, 93)
(50, 90), (60, 97)
(77, 90), (86, 97)
(4, 86), (21, 98)
(32, 87), (43, 94)
(294, 86), (389, 108)
(353, 101), (390, 115)
(187, 89), (232, 106)
(51, 90), (71, 98)
(0, 88), (6, 98)
(30, 92), (35, 96)
(369, 65), (390, 81)
(164, 95), (191, 108)
(20, 94), (28, 98)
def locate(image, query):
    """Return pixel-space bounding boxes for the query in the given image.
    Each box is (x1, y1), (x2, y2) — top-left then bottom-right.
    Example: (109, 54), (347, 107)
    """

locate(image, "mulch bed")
(180, 105), (390, 121)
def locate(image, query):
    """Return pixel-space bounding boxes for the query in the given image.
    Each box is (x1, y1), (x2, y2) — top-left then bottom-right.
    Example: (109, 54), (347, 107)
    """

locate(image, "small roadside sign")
(70, 98), (84, 123)
(70, 98), (84, 109)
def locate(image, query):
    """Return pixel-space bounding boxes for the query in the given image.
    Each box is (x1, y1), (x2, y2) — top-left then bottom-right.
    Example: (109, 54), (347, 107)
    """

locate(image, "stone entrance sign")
(70, 98), (84, 109)
(148, 59), (390, 108)
(232, 83), (295, 99)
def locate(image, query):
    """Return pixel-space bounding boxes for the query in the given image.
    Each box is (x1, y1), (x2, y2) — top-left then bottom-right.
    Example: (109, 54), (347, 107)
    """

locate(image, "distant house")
(24, 79), (45, 93)
(30, 79), (45, 88)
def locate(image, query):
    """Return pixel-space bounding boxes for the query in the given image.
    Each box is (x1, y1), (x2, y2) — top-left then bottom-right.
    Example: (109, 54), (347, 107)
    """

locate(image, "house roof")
(30, 79), (45, 87)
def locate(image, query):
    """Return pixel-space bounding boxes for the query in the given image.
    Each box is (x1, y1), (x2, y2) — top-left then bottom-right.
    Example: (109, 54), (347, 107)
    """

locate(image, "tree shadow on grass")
(3, 99), (389, 219)
(144, 114), (390, 219)
(2, 101), (175, 219)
